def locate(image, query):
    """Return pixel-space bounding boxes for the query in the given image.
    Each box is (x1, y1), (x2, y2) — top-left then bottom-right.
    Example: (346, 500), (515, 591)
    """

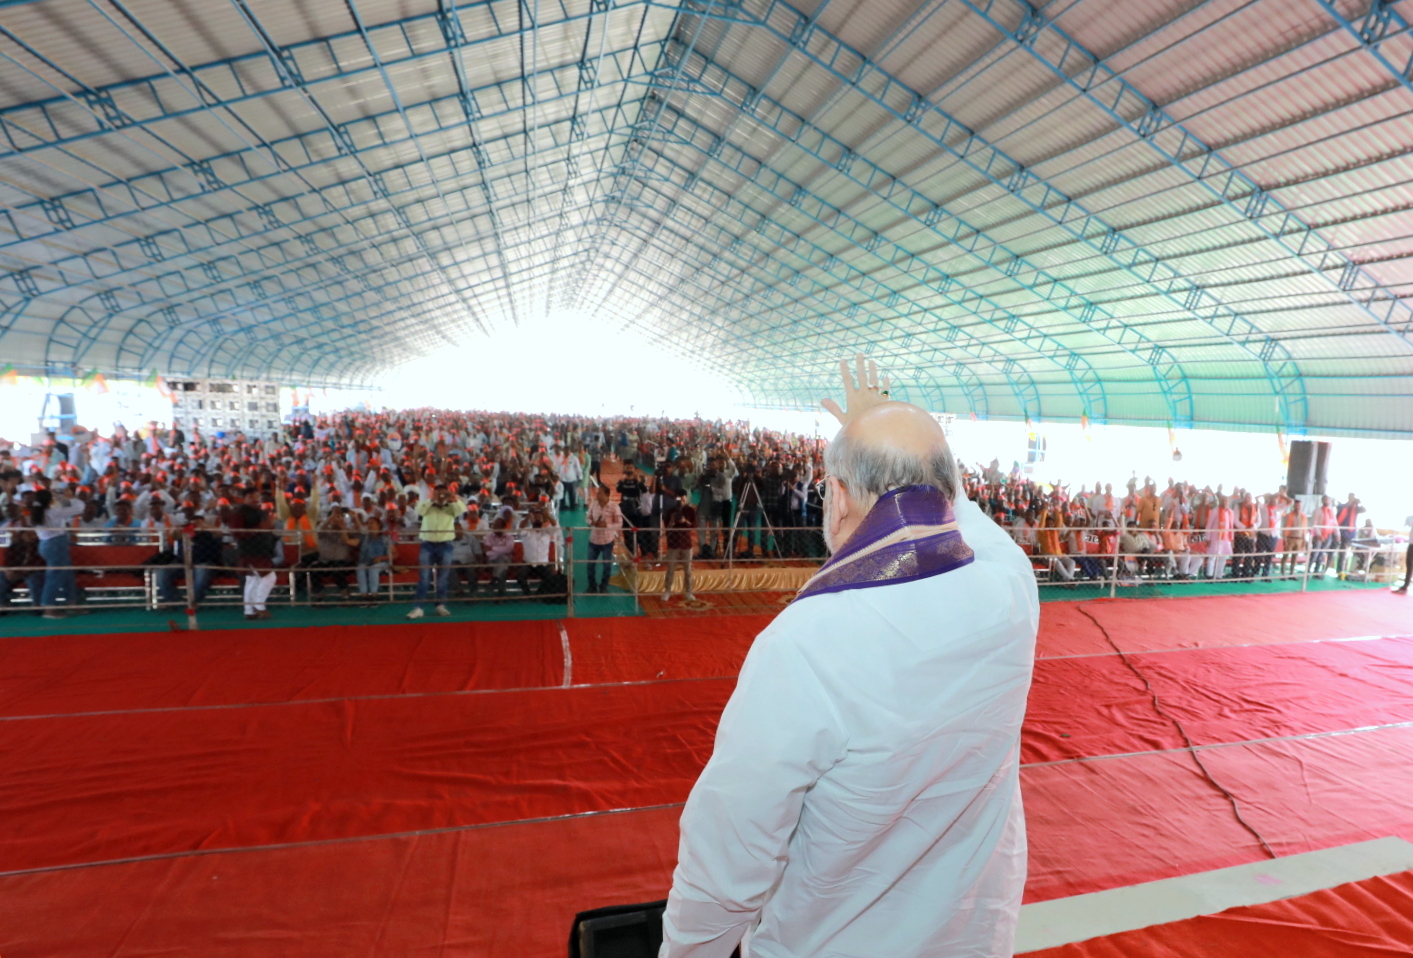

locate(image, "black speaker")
(569, 902), (740, 958)
(1313, 441), (1332, 496)
(569, 901), (664, 958)
(1287, 440), (1316, 495)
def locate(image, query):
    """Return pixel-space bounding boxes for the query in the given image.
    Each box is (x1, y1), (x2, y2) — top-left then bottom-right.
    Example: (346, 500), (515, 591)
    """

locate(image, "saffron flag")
(152, 371), (176, 402)
(80, 369), (109, 394)
(0, 364), (16, 386)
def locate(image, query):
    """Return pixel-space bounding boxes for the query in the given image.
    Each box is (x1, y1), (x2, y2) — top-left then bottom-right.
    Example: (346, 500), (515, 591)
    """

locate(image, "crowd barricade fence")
(1, 522), (1404, 623)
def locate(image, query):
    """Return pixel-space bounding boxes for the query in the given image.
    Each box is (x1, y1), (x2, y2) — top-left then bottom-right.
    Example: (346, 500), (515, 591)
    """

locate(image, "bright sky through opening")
(381, 311), (747, 418)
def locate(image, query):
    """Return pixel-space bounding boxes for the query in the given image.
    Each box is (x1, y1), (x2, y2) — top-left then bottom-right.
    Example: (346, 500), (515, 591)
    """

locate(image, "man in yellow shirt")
(407, 483), (466, 619)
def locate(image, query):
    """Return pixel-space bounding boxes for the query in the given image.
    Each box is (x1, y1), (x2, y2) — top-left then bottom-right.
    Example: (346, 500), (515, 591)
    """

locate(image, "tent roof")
(0, 0), (1410, 435)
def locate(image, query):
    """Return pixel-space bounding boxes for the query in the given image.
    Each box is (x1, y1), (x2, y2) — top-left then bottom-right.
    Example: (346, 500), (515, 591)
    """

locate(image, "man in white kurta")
(661, 361), (1039, 958)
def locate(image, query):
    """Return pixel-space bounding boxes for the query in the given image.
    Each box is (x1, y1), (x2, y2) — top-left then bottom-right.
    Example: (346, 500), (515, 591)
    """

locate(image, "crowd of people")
(964, 459), (1385, 584)
(0, 410), (827, 618)
(0, 410), (1400, 619)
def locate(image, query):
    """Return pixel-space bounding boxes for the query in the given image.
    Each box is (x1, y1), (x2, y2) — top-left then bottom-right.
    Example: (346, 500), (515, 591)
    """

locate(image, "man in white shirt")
(661, 357), (1039, 958)
(554, 444), (584, 511)
(517, 502), (558, 596)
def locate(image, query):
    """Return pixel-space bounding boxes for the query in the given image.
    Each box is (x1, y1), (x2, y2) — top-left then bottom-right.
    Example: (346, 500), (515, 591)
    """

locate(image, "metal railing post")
(565, 531), (575, 618)
(183, 528), (199, 631)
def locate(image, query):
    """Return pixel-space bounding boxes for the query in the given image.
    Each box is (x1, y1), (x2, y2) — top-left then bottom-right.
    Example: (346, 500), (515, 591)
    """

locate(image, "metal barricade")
(1, 516), (1403, 623)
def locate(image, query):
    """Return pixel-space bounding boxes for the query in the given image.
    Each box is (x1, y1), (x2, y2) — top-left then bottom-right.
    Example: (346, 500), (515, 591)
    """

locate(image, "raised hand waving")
(821, 354), (892, 427)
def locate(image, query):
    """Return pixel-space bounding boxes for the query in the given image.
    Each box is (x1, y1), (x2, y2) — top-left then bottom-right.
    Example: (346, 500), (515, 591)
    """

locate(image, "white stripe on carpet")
(1015, 836), (1413, 953)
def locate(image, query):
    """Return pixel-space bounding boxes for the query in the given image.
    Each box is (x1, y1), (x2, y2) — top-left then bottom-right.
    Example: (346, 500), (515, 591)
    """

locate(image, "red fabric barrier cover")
(0, 621), (565, 717)
(69, 545), (159, 569)
(1080, 591), (1412, 654)
(1020, 749), (1272, 903)
(0, 806), (684, 958)
(1022, 653), (1185, 763)
(6, 592), (1410, 955)
(7, 772), (1410, 958)
(1200, 724), (1413, 858)
(1135, 636), (1413, 747)
(0, 679), (729, 873)
(626, 591), (1413, 677)
(1022, 725), (1413, 902)
(565, 615), (772, 685)
(1034, 601), (1113, 658)
(1024, 871), (1413, 958)
(69, 544), (156, 586)
(1022, 636), (1413, 764)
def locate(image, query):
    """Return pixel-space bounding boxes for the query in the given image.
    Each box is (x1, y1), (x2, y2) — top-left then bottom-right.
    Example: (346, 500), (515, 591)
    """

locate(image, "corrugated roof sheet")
(0, 0), (1409, 434)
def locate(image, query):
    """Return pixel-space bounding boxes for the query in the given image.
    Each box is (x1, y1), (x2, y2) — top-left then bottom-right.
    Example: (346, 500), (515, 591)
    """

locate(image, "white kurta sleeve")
(661, 628), (847, 958)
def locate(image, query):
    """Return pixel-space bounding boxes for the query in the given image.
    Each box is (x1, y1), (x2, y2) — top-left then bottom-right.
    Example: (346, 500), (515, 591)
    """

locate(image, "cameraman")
(406, 483), (465, 619)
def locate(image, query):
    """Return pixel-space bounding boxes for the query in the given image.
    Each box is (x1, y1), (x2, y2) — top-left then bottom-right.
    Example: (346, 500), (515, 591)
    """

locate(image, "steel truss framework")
(0, 0), (1410, 433)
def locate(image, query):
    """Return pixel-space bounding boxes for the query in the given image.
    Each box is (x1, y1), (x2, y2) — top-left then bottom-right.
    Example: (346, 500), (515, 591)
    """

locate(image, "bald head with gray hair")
(824, 427), (959, 515)
(821, 402), (960, 551)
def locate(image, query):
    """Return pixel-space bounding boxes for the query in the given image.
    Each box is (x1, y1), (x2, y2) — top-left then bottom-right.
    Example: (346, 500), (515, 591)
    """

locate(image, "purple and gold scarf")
(795, 485), (973, 603)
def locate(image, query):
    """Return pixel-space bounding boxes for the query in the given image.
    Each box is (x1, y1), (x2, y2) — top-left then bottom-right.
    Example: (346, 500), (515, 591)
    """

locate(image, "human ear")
(827, 477), (849, 539)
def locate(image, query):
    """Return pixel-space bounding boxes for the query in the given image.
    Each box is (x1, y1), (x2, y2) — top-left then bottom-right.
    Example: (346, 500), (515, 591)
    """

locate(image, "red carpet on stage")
(0, 620), (566, 716)
(0, 679), (729, 874)
(1050, 590), (1413, 656)
(563, 615), (765, 685)
(0, 807), (686, 958)
(2, 590), (1412, 956)
(1022, 636), (1413, 764)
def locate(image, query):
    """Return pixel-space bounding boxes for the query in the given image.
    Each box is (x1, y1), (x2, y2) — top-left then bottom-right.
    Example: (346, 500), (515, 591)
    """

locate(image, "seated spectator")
(450, 507), (485, 598)
(72, 498), (106, 536)
(105, 498), (142, 544)
(483, 517), (515, 597)
(1164, 510), (1198, 579)
(310, 508), (358, 601)
(142, 498), (175, 540)
(1, 521), (44, 613)
(155, 511), (222, 608)
(517, 501), (558, 597)
(1065, 511), (1103, 581)
(1010, 507), (1038, 554)
(1141, 521), (1175, 577)
(355, 514), (392, 605)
